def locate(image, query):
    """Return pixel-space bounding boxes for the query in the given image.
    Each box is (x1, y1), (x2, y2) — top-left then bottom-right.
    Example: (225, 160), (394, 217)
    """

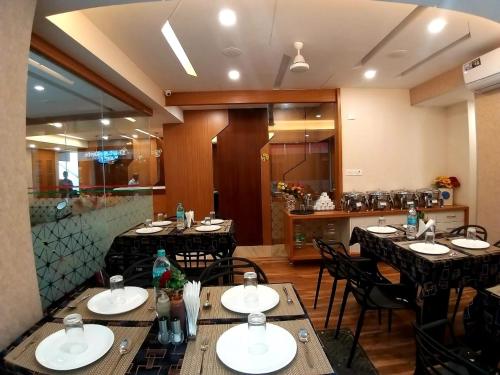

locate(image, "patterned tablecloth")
(105, 220), (237, 275)
(350, 227), (500, 297)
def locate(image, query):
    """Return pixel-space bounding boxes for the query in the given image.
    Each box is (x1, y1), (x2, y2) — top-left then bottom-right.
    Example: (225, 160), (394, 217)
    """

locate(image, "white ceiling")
(72, 0), (500, 92)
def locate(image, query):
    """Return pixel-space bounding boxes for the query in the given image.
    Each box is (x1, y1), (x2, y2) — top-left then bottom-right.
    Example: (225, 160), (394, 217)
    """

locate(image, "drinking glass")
(243, 271), (259, 308)
(425, 231), (435, 245)
(203, 216), (211, 225)
(378, 216), (386, 227)
(61, 313), (88, 354)
(248, 313), (267, 355)
(209, 211), (216, 221)
(144, 219), (153, 228)
(466, 227), (477, 240)
(157, 213), (164, 222)
(110, 275), (126, 304)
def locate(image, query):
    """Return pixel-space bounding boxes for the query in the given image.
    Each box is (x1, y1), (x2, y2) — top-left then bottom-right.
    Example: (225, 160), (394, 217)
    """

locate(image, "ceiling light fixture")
(28, 58), (74, 85)
(315, 114), (322, 118)
(228, 70), (240, 80)
(124, 117), (136, 122)
(34, 85), (45, 91)
(218, 8), (237, 27)
(102, 135), (109, 140)
(364, 69), (377, 79)
(120, 135), (134, 140)
(126, 142), (132, 145)
(132, 134), (138, 139)
(135, 128), (160, 139)
(57, 133), (85, 140)
(428, 18), (447, 34)
(54, 147), (61, 151)
(49, 122), (63, 128)
(305, 134), (310, 137)
(101, 119), (111, 126)
(161, 21), (197, 76)
(29, 144), (36, 148)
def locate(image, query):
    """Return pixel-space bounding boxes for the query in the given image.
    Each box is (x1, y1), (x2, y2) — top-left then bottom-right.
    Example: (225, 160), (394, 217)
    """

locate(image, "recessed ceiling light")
(34, 85), (45, 91)
(102, 135), (109, 140)
(161, 21), (197, 76)
(228, 70), (240, 80)
(132, 134), (138, 139)
(315, 114), (322, 118)
(49, 122), (63, 128)
(101, 119), (111, 126)
(218, 8), (237, 27)
(29, 144), (36, 148)
(364, 69), (377, 79)
(305, 134), (310, 137)
(54, 147), (61, 151)
(428, 18), (447, 34)
(124, 117), (136, 122)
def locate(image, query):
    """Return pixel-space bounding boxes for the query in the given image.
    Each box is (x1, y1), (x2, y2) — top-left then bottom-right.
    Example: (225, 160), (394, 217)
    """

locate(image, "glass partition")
(26, 50), (157, 308)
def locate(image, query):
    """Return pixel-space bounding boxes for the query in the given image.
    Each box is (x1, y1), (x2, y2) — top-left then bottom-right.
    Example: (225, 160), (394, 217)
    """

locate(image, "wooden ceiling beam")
(164, 89), (337, 106)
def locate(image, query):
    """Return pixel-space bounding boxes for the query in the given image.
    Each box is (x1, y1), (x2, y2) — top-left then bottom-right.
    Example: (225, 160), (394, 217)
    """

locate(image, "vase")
(439, 188), (453, 206)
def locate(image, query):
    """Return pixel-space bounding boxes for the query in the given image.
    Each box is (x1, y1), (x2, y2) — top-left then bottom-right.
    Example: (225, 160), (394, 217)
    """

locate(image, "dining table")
(1, 282), (335, 375)
(350, 226), (500, 324)
(105, 220), (237, 276)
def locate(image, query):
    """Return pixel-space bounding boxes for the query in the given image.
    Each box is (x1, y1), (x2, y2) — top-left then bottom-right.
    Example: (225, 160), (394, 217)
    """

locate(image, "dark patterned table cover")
(350, 227), (500, 298)
(105, 221), (237, 275)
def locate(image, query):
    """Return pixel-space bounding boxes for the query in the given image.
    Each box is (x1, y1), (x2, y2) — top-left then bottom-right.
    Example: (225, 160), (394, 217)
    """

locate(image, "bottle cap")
(157, 249), (166, 257)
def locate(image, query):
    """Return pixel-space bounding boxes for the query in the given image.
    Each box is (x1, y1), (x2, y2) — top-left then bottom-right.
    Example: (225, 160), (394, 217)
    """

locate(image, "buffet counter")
(284, 205), (468, 262)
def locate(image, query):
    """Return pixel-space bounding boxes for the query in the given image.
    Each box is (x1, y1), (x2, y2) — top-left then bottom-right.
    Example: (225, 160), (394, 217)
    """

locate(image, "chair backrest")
(494, 240), (500, 248)
(334, 251), (376, 305)
(198, 257), (268, 286)
(450, 225), (488, 241)
(312, 238), (349, 278)
(413, 320), (490, 375)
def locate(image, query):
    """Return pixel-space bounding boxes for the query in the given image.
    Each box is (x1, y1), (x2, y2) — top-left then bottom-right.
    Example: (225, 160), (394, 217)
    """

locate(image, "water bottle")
(406, 203), (418, 240)
(153, 249), (171, 303)
(176, 202), (185, 230)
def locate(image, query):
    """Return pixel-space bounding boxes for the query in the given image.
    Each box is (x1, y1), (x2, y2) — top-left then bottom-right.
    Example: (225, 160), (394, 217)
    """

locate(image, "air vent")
(222, 47), (242, 57)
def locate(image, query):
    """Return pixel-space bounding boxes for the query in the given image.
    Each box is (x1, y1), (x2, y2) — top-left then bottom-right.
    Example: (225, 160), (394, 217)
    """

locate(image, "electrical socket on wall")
(346, 169), (363, 176)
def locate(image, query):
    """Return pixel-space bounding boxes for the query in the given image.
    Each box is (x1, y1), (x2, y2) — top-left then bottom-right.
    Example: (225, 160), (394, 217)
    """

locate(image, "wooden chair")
(198, 257), (268, 286)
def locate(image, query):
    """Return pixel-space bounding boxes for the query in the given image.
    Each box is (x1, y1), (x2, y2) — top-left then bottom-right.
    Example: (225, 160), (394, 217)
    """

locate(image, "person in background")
(59, 171), (74, 198)
(128, 173), (140, 186)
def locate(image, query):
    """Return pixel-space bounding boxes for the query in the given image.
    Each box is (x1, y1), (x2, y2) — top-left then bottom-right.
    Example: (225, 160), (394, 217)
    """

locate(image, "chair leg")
(388, 309), (393, 333)
(451, 287), (464, 326)
(314, 264), (324, 309)
(335, 283), (350, 339)
(378, 309), (382, 324)
(324, 277), (338, 329)
(347, 306), (367, 368)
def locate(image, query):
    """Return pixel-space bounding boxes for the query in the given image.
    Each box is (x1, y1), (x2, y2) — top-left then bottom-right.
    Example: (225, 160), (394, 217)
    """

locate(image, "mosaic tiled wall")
(32, 195), (152, 308)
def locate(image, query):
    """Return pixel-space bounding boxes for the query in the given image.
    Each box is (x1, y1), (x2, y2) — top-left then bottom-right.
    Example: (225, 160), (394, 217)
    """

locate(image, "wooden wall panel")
(163, 110), (228, 216)
(32, 149), (56, 193)
(216, 109), (269, 245)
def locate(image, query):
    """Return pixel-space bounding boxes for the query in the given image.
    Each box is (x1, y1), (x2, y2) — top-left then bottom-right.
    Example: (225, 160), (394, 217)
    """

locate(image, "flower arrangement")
(154, 266), (187, 293)
(433, 176), (460, 189)
(277, 181), (305, 200)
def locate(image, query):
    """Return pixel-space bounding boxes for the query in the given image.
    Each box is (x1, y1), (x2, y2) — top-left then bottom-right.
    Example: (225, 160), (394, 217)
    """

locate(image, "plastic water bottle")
(153, 249), (171, 302)
(406, 203), (418, 240)
(176, 202), (185, 230)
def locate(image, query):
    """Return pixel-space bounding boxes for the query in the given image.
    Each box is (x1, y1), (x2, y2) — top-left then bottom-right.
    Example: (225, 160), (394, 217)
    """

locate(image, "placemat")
(53, 288), (156, 322)
(4, 323), (150, 375)
(181, 220), (232, 235)
(180, 319), (334, 375)
(198, 283), (305, 322)
(394, 240), (468, 261)
(437, 237), (500, 257)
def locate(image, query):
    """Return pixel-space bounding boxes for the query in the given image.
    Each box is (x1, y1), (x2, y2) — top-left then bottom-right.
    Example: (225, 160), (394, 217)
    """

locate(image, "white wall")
(341, 88), (449, 192)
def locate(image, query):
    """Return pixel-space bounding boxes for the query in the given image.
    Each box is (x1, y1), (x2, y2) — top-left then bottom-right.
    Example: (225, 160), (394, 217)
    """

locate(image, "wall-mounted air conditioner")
(463, 47), (500, 93)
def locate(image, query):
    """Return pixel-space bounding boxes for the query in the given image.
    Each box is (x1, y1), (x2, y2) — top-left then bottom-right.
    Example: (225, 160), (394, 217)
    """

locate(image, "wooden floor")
(249, 256), (475, 375)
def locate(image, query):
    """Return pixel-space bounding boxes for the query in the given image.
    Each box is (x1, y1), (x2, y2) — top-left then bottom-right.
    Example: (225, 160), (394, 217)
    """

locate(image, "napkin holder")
(416, 219), (436, 239)
(185, 211), (194, 228)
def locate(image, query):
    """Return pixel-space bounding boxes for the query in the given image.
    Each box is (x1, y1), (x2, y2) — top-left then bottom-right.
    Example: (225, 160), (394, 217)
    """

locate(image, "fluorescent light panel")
(124, 117), (136, 122)
(49, 122), (63, 128)
(161, 21), (197, 77)
(120, 135), (134, 140)
(29, 58), (74, 85)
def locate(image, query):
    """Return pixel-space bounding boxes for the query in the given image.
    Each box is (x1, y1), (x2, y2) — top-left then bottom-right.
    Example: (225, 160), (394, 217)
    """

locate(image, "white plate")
(87, 287), (149, 315)
(201, 219), (224, 225)
(135, 227), (163, 234)
(409, 243), (450, 255)
(451, 238), (490, 249)
(221, 285), (280, 314)
(195, 225), (221, 232)
(367, 226), (398, 234)
(35, 324), (114, 371)
(216, 323), (297, 374)
(152, 220), (172, 227)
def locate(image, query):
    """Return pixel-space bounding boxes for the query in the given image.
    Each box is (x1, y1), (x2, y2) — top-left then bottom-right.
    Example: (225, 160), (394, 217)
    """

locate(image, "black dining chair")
(493, 240), (500, 248)
(414, 319), (494, 375)
(450, 225), (489, 327)
(334, 252), (415, 367)
(312, 239), (386, 329)
(198, 257), (268, 286)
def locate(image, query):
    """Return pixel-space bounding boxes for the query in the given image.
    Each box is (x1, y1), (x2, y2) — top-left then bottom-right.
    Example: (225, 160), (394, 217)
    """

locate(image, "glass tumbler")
(110, 275), (126, 304)
(466, 227), (477, 240)
(210, 211), (216, 221)
(157, 213), (164, 222)
(243, 271), (259, 309)
(425, 231), (435, 245)
(61, 313), (88, 354)
(378, 217), (386, 227)
(204, 216), (211, 225)
(144, 219), (153, 228)
(247, 313), (268, 355)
